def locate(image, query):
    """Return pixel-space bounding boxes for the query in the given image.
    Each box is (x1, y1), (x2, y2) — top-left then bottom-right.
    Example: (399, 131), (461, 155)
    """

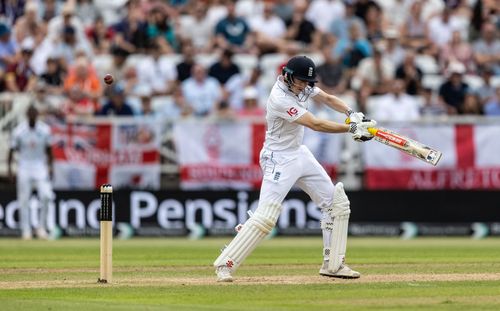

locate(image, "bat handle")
(367, 128), (378, 136)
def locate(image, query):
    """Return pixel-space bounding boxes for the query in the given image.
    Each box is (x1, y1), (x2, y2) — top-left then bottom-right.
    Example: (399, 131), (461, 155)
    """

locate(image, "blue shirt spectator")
(97, 84), (135, 116)
(0, 23), (17, 69)
(215, 2), (250, 49)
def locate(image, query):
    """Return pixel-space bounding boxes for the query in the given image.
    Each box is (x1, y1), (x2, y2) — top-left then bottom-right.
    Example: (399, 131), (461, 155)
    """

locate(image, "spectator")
(13, 1), (47, 46)
(440, 30), (475, 73)
(364, 2), (385, 42)
(181, 63), (222, 117)
(316, 36), (346, 94)
(178, 2), (213, 53)
(208, 49), (240, 85)
(53, 25), (94, 68)
(0, 23), (18, 70)
(101, 45), (130, 83)
(334, 22), (372, 69)
(461, 93), (482, 115)
(371, 78), (421, 121)
(176, 42), (195, 82)
(111, 1), (148, 53)
(475, 67), (496, 106)
(47, 2), (85, 43)
(238, 86), (265, 117)
(438, 62), (469, 114)
(395, 51), (423, 95)
(356, 45), (395, 111)
(284, 0), (320, 52)
(146, 5), (179, 53)
(248, 1), (287, 54)
(39, 0), (61, 23)
(75, 0), (98, 28)
(426, 7), (463, 55)
(274, 0), (294, 25)
(399, 0), (431, 52)
(472, 22), (500, 75)
(86, 15), (114, 55)
(420, 87), (447, 116)
(483, 87), (500, 116)
(5, 37), (37, 92)
(329, 1), (366, 42)
(40, 57), (64, 95)
(383, 27), (405, 67)
(97, 84), (135, 116)
(63, 57), (102, 111)
(136, 44), (177, 96)
(8, 105), (54, 240)
(158, 87), (193, 119)
(214, 0), (252, 53)
(305, 0), (345, 34)
(0, 0), (26, 26)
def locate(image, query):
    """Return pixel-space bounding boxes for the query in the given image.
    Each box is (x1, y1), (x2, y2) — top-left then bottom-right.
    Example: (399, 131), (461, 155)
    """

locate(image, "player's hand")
(347, 111), (365, 124)
(348, 118), (377, 142)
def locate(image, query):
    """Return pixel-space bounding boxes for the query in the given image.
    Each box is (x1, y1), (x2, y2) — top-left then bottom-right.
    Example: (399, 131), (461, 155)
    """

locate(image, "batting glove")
(348, 118), (377, 142)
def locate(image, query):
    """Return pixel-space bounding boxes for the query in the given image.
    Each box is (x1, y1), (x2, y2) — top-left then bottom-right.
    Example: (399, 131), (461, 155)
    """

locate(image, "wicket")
(98, 184), (113, 283)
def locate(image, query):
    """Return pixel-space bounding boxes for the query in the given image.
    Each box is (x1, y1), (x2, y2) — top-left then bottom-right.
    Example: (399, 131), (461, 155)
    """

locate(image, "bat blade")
(368, 127), (443, 166)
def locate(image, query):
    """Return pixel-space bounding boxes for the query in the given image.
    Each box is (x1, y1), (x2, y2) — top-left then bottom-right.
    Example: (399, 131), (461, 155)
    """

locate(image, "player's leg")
(35, 178), (55, 239)
(295, 146), (359, 278)
(17, 171), (33, 240)
(213, 151), (301, 282)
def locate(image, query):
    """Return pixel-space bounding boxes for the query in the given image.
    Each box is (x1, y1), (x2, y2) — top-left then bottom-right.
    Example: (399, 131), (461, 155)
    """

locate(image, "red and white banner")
(363, 123), (500, 189)
(174, 120), (342, 189)
(51, 119), (161, 190)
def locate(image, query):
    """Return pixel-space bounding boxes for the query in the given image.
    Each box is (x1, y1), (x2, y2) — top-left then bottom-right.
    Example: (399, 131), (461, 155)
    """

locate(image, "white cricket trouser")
(259, 145), (334, 209)
(17, 168), (54, 235)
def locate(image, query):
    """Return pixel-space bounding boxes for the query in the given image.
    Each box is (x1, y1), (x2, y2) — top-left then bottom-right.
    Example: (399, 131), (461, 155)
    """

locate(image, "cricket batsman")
(214, 55), (376, 282)
(8, 105), (54, 240)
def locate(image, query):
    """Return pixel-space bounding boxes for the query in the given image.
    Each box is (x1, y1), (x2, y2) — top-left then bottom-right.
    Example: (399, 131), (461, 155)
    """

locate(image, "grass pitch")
(1, 237), (500, 310)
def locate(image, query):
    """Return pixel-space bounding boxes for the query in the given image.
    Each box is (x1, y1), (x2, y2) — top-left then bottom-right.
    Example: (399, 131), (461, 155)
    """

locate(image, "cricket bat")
(367, 127), (443, 166)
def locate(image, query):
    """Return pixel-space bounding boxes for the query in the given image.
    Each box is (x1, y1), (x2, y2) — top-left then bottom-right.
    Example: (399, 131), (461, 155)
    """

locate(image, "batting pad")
(214, 202), (281, 272)
(327, 182), (351, 272)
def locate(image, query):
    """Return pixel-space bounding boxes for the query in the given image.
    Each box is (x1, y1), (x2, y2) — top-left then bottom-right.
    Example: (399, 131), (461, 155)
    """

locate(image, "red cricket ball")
(103, 74), (114, 85)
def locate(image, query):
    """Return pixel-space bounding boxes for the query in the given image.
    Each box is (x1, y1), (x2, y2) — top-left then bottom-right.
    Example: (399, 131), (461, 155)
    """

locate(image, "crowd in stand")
(0, 0), (499, 122)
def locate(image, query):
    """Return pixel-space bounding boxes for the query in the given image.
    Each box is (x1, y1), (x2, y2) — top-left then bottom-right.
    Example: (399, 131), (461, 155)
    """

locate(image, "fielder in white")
(214, 55), (376, 282)
(8, 106), (54, 240)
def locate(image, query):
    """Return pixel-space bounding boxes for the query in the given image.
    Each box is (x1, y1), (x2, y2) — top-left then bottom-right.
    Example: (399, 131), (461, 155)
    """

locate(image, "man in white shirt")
(371, 79), (421, 121)
(8, 106), (54, 240)
(213, 55), (376, 282)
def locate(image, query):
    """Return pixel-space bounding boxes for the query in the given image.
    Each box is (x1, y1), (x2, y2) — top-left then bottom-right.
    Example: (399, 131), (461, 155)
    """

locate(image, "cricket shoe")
(319, 261), (361, 279)
(22, 231), (32, 240)
(215, 265), (233, 282)
(36, 228), (49, 240)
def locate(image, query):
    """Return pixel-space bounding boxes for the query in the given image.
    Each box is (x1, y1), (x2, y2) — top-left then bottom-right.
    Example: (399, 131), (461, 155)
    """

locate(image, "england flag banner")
(363, 122), (500, 190)
(51, 118), (161, 190)
(173, 119), (343, 189)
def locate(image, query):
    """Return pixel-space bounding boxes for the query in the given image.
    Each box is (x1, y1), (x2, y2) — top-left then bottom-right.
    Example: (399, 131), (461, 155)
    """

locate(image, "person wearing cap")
(238, 86), (265, 117)
(97, 83), (135, 116)
(213, 55), (376, 282)
(5, 37), (37, 92)
(0, 23), (17, 69)
(438, 62), (469, 114)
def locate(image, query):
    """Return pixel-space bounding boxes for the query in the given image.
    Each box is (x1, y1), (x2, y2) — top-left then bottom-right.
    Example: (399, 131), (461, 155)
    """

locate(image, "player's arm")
(312, 88), (352, 115)
(295, 111), (350, 133)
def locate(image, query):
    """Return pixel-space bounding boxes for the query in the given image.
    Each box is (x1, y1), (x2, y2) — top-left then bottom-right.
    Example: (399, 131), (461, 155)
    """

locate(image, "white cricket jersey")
(263, 77), (320, 152)
(10, 120), (51, 173)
